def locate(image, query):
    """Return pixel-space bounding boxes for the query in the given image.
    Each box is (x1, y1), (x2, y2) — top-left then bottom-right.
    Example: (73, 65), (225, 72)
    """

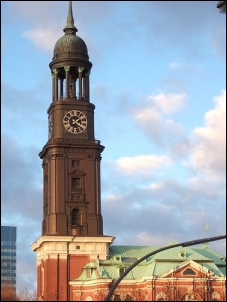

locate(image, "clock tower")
(31, 2), (114, 300)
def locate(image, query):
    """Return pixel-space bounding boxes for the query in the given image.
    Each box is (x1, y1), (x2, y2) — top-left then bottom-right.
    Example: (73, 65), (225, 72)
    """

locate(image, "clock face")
(63, 110), (87, 134)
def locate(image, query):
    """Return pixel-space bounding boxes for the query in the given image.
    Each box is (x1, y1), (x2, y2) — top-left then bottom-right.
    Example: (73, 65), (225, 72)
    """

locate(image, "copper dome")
(51, 1), (89, 62)
(53, 33), (89, 60)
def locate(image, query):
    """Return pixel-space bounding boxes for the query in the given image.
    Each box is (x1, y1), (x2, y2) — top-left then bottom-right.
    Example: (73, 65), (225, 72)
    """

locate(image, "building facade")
(31, 2), (226, 301)
(1, 226), (17, 293)
(69, 241), (226, 301)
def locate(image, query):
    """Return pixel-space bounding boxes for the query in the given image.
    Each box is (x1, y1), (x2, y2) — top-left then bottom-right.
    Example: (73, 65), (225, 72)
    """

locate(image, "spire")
(63, 1), (78, 34)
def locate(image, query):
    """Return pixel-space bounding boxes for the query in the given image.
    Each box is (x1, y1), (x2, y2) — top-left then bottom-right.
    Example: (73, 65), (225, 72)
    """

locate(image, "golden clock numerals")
(63, 110), (87, 134)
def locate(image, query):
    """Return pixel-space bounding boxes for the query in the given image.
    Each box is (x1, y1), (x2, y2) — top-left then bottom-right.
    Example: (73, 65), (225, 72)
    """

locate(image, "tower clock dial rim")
(63, 110), (87, 134)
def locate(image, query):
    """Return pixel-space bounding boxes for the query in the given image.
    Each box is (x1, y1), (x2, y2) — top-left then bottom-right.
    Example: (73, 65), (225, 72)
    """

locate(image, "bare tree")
(160, 280), (183, 301)
(17, 288), (37, 301)
(1, 282), (18, 301)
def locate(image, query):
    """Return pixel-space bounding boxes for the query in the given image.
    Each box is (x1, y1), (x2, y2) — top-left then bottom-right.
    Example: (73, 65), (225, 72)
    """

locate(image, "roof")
(51, 0), (89, 63)
(72, 241), (226, 282)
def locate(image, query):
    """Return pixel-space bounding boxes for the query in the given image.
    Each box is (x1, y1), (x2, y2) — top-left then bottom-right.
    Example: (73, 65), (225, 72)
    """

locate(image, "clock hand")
(79, 124), (86, 129)
(72, 117), (82, 125)
(76, 117), (85, 125)
(75, 120), (86, 129)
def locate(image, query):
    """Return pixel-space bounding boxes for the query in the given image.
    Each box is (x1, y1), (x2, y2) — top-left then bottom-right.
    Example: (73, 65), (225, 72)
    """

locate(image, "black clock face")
(63, 110), (87, 134)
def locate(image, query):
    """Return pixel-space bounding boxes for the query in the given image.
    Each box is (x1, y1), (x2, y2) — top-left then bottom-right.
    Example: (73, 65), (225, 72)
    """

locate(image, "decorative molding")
(69, 169), (85, 177)
(31, 235), (115, 261)
(53, 68), (58, 74)
(47, 154), (65, 160)
(88, 155), (102, 160)
(78, 66), (85, 73)
(64, 66), (70, 72)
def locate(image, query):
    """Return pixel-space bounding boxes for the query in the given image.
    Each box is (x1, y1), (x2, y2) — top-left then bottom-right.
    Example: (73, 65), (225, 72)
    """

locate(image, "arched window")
(71, 208), (81, 225)
(119, 267), (125, 276)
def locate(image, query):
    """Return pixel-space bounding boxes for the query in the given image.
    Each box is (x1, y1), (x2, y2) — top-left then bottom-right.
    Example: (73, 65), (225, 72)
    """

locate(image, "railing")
(57, 93), (89, 102)
(50, 138), (101, 145)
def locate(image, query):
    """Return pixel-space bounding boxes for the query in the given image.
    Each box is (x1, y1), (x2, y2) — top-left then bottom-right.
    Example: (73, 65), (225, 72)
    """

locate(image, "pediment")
(69, 169), (85, 176)
(160, 260), (217, 279)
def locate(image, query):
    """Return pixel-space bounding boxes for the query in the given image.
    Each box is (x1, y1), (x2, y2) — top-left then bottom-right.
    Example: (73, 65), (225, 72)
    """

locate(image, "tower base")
(31, 235), (115, 301)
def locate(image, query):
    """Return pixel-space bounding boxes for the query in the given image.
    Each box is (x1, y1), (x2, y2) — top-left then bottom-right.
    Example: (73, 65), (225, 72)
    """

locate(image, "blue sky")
(1, 1), (226, 293)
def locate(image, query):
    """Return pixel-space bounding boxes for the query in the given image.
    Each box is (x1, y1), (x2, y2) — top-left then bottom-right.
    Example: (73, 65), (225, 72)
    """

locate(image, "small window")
(86, 268), (91, 277)
(71, 208), (81, 225)
(72, 160), (80, 168)
(119, 268), (125, 276)
(72, 178), (80, 189)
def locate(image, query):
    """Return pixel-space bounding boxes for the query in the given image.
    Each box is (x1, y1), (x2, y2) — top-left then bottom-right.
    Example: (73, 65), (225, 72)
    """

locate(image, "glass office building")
(1, 226), (17, 292)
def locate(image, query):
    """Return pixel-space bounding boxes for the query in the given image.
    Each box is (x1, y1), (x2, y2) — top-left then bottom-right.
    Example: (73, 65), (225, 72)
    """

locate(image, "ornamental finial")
(63, 1), (78, 34)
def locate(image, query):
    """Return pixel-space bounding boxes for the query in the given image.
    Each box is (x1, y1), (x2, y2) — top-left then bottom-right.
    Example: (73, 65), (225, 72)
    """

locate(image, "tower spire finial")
(63, 1), (78, 34)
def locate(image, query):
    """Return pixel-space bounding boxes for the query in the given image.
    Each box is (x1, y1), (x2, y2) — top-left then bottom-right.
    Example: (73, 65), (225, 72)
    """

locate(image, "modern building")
(1, 226), (17, 293)
(31, 2), (226, 301)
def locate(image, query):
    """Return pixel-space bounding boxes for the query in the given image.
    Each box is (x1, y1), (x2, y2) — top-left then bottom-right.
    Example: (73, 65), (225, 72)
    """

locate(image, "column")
(52, 72), (55, 102)
(78, 67), (84, 99)
(69, 74), (73, 98)
(82, 76), (86, 100)
(71, 79), (76, 98)
(60, 78), (64, 99)
(85, 71), (90, 101)
(53, 69), (59, 101)
(64, 66), (70, 99)
(75, 79), (77, 99)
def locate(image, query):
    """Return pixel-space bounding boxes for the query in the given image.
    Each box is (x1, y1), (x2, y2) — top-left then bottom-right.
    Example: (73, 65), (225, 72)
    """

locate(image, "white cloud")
(169, 62), (201, 71)
(147, 91), (186, 114)
(135, 232), (171, 246)
(23, 28), (59, 54)
(169, 62), (182, 69)
(189, 90), (226, 180)
(116, 154), (172, 175)
(148, 182), (164, 190)
(132, 92), (186, 147)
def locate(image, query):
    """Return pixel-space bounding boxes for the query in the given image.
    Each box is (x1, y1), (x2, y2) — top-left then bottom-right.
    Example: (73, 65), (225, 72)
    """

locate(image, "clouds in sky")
(1, 1), (226, 293)
(132, 91), (187, 147)
(190, 90), (226, 180)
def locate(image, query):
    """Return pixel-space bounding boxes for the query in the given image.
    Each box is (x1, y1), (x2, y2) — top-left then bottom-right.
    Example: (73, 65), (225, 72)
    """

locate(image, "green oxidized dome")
(53, 34), (88, 59)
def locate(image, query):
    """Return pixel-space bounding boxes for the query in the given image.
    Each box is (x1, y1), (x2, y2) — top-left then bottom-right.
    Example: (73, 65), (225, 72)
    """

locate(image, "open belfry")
(31, 2), (226, 301)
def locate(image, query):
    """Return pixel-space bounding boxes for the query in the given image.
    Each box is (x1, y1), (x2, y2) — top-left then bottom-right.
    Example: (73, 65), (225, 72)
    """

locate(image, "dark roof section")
(217, 1), (226, 13)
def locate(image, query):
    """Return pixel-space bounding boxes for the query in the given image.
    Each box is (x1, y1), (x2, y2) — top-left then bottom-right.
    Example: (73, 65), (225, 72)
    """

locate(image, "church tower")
(31, 2), (114, 300)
